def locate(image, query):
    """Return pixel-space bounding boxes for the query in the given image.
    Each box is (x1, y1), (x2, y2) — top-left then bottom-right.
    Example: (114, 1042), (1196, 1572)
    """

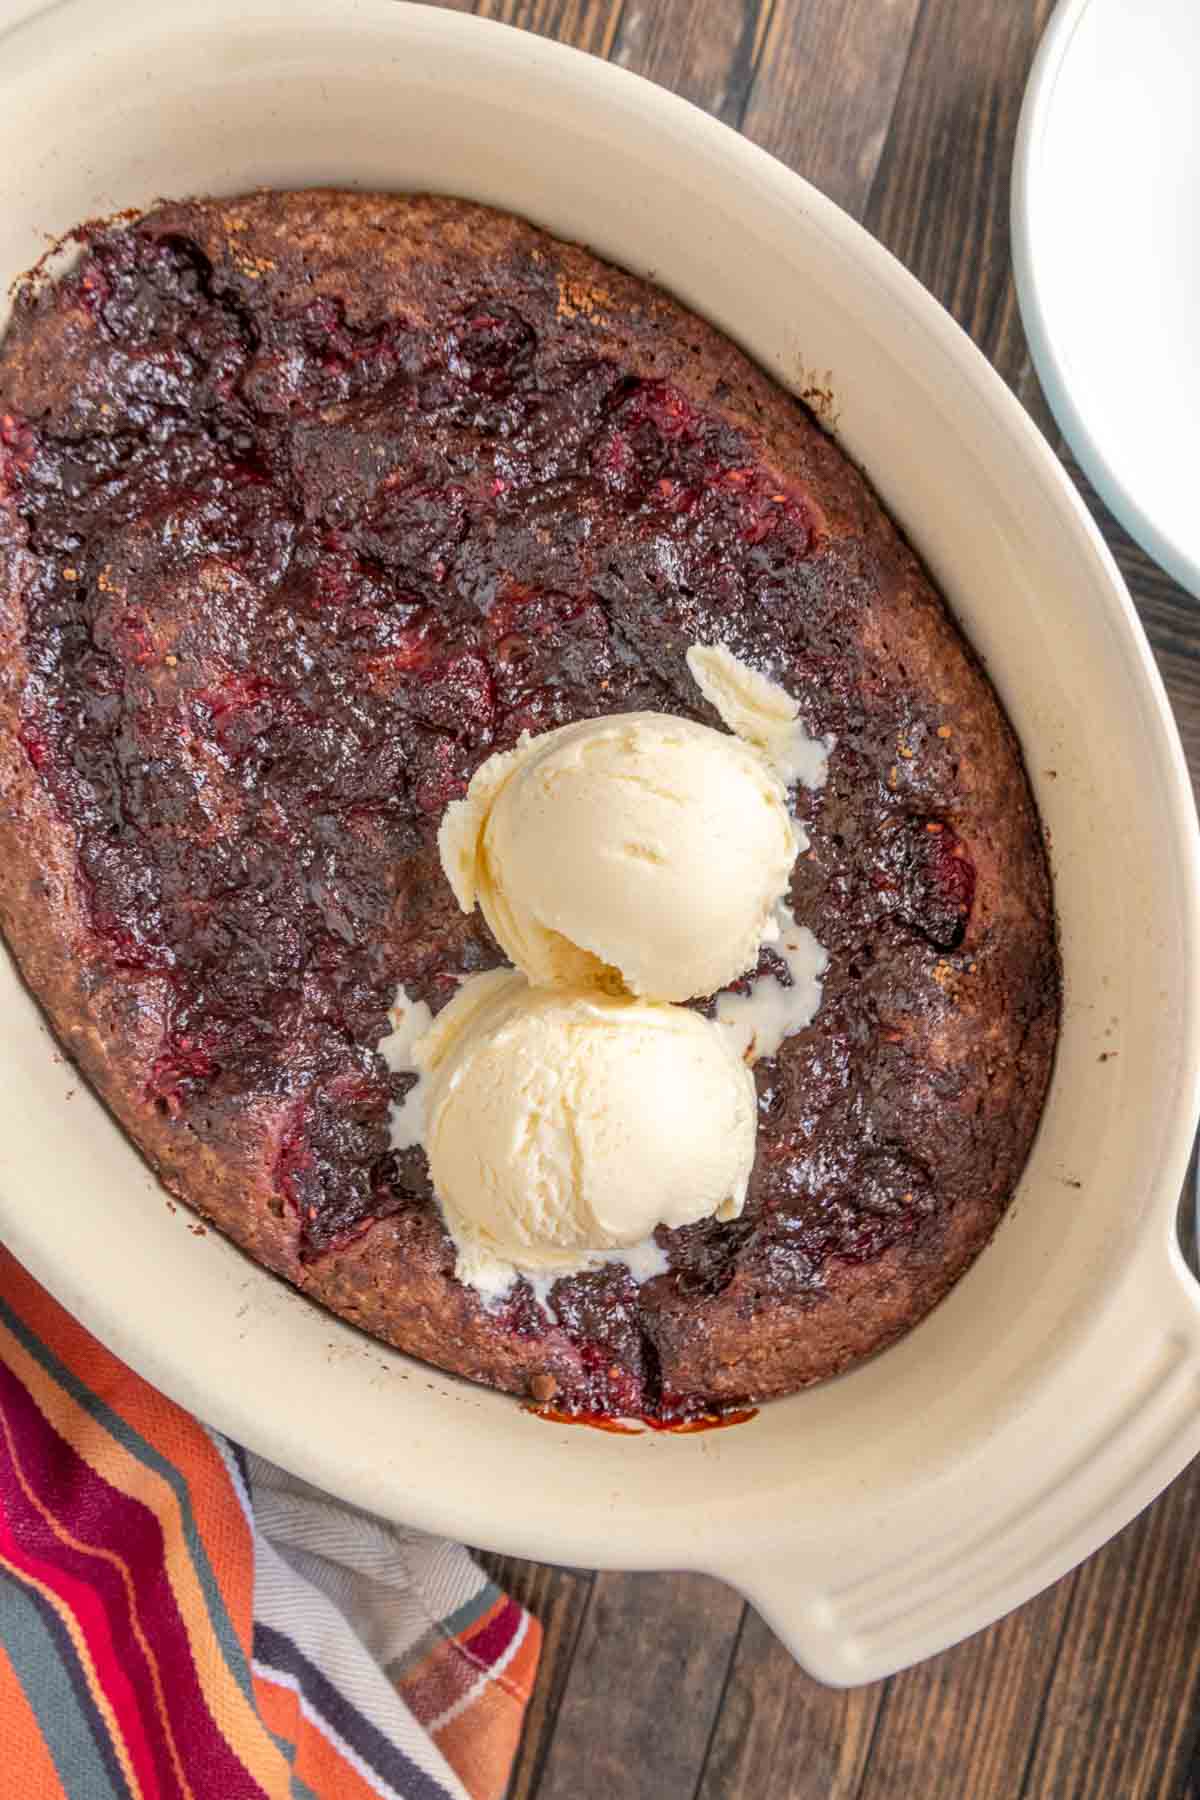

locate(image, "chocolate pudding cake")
(0, 191), (1058, 1421)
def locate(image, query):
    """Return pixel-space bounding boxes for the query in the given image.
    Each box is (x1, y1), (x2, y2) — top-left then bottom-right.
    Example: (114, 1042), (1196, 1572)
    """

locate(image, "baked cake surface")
(0, 191), (1059, 1419)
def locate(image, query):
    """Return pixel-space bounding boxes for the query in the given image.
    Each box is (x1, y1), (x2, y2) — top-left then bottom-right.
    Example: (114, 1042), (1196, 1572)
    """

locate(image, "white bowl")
(1013, 0), (1200, 597)
(2, 0), (1199, 1685)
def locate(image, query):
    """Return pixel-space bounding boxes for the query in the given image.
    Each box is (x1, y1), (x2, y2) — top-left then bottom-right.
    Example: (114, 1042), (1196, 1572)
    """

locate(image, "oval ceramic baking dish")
(1, 0), (1198, 1684)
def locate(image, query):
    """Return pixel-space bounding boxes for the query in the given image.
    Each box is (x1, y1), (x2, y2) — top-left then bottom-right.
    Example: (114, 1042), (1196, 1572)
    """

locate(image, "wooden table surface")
(412, 2), (1200, 1794)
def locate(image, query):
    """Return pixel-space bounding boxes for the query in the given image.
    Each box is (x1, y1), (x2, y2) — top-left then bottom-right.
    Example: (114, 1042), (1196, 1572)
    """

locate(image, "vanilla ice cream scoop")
(439, 712), (799, 1002)
(414, 968), (756, 1286)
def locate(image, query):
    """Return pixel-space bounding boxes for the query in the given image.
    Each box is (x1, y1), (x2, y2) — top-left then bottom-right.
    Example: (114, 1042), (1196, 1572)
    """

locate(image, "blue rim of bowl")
(1011, 0), (1200, 601)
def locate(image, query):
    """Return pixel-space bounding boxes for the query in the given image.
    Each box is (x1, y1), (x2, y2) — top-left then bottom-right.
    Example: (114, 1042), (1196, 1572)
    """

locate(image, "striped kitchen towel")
(0, 1246), (541, 1799)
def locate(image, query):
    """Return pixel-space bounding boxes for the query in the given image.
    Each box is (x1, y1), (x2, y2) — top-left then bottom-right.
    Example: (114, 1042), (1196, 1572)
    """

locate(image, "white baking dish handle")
(721, 1229), (1200, 1686)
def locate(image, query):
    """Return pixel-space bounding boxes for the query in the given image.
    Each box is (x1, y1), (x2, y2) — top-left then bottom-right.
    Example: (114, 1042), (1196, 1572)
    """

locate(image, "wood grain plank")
(474, 1554), (595, 1800)
(1186, 1743), (1200, 1800)
(611, 0), (765, 125)
(694, 1607), (886, 1800)
(863, 0), (1057, 431)
(740, 0), (922, 217)
(855, 1578), (1080, 1800)
(1019, 1461), (1200, 1799)
(472, 0), (626, 60)
(532, 1572), (745, 1800)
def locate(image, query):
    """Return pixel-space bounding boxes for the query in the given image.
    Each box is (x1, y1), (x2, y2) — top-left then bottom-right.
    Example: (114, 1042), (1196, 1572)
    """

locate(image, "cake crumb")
(556, 275), (611, 321)
(529, 1372), (558, 1404)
